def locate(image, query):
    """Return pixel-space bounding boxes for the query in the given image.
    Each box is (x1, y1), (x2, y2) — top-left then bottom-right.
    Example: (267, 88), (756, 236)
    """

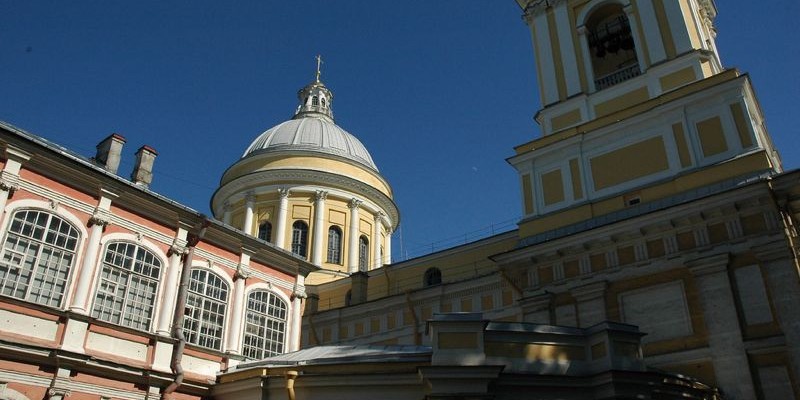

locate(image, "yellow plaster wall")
(730, 102), (754, 148)
(522, 174), (534, 215)
(569, 159), (583, 200)
(551, 109), (582, 132)
(659, 66), (697, 92)
(594, 87), (650, 117)
(222, 155), (392, 197)
(329, 209), (346, 225)
(519, 151), (773, 238)
(514, 70), (741, 157)
(590, 136), (669, 190)
(547, 8), (567, 101)
(679, 0), (703, 49)
(542, 169), (565, 206)
(672, 123), (692, 168)
(652, 0), (676, 59)
(696, 116), (728, 157)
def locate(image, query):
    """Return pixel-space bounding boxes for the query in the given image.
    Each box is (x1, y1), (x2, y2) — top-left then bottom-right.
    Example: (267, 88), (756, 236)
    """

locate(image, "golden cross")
(315, 54), (323, 82)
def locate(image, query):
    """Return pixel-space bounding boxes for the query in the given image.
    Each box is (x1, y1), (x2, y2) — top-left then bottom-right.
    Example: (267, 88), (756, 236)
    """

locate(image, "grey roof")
(242, 116), (379, 171)
(231, 345), (431, 370)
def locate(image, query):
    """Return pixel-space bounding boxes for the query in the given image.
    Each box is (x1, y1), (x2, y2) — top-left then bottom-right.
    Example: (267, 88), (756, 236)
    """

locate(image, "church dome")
(242, 116), (378, 171)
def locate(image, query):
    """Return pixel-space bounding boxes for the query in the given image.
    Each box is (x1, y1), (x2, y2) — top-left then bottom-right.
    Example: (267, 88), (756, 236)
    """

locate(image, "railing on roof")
(594, 63), (641, 90)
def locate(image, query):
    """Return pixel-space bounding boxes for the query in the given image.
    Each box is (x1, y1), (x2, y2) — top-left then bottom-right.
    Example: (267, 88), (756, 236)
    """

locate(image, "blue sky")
(1, 1), (797, 261)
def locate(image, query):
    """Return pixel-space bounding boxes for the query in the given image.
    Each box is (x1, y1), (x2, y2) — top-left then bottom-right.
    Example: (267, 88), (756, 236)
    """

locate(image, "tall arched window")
(291, 221), (309, 257)
(242, 290), (288, 359)
(0, 210), (79, 307)
(183, 269), (228, 350)
(424, 267), (442, 287)
(358, 236), (369, 271)
(92, 242), (161, 331)
(586, 4), (640, 89)
(257, 221), (272, 242)
(326, 226), (343, 264)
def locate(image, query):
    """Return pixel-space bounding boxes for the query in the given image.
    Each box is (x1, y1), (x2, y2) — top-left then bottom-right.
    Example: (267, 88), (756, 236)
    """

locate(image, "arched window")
(586, 4), (640, 89)
(183, 269), (228, 350)
(321, 98), (326, 108)
(291, 221), (309, 257)
(0, 210), (79, 307)
(311, 96), (319, 106)
(358, 236), (369, 271)
(257, 221), (272, 242)
(92, 242), (161, 330)
(424, 267), (442, 287)
(242, 290), (288, 359)
(326, 226), (342, 264)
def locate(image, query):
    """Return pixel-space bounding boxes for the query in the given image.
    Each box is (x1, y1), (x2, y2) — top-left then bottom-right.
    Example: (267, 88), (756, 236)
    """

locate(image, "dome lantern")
(294, 55), (334, 122)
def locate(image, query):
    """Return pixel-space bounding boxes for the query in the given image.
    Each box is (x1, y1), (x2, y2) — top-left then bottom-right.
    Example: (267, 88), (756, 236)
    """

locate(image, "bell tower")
(509, 0), (781, 239)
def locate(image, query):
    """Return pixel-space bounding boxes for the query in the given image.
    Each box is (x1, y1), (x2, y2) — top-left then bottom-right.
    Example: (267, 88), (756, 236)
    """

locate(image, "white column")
(636, 0), (667, 64)
(242, 192), (256, 235)
(222, 201), (232, 225)
(532, 10), (559, 105)
(688, 254), (757, 399)
(310, 190), (327, 266)
(156, 227), (188, 335)
(662, 0), (694, 54)
(624, 4), (648, 74)
(69, 193), (115, 313)
(226, 251), (252, 355)
(577, 26), (597, 94)
(372, 212), (384, 269)
(289, 274), (305, 352)
(274, 188), (290, 250)
(347, 199), (362, 274)
(384, 227), (393, 265)
(0, 146), (31, 217)
(554, 0), (581, 97)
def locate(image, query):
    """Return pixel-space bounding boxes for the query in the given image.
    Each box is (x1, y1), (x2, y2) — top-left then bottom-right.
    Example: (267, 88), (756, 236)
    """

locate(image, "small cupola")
(294, 55), (334, 122)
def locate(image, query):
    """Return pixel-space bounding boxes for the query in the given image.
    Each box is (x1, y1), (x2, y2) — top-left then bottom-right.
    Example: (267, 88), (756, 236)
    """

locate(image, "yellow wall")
(594, 87), (650, 117)
(696, 116), (728, 157)
(222, 155), (393, 198)
(519, 151), (773, 238)
(590, 136), (669, 190)
(542, 169), (565, 205)
(659, 66), (697, 92)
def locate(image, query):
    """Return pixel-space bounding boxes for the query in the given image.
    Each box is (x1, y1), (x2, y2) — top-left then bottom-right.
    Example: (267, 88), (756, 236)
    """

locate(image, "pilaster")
(69, 190), (116, 314)
(754, 240), (800, 386)
(571, 281), (607, 327)
(687, 252), (757, 399)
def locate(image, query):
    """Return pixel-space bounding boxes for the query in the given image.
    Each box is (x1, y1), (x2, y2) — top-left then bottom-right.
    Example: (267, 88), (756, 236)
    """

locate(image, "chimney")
(131, 145), (158, 187)
(94, 133), (126, 174)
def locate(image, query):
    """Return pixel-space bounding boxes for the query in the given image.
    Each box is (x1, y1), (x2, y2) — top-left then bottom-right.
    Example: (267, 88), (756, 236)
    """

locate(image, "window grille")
(0, 210), (79, 307)
(326, 226), (342, 264)
(258, 221), (272, 242)
(92, 242), (161, 331)
(358, 236), (369, 271)
(183, 269), (228, 350)
(291, 221), (308, 257)
(242, 290), (287, 359)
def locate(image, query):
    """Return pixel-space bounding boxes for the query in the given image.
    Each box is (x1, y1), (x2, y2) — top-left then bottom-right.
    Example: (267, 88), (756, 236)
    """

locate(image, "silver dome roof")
(241, 76), (378, 171)
(242, 116), (378, 171)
